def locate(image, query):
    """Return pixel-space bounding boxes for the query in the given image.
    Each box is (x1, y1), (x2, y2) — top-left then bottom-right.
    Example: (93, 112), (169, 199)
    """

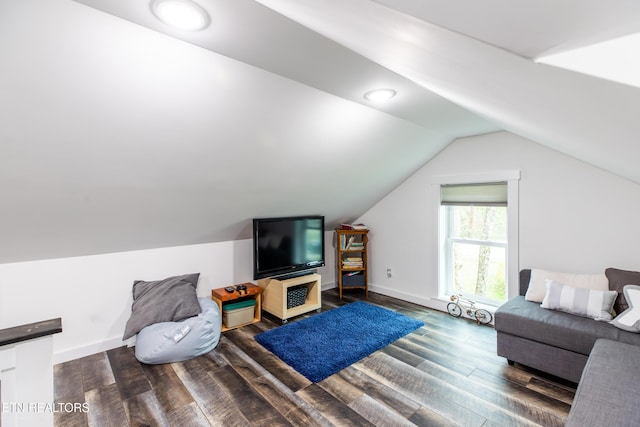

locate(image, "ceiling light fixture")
(151, 0), (210, 31)
(364, 88), (397, 102)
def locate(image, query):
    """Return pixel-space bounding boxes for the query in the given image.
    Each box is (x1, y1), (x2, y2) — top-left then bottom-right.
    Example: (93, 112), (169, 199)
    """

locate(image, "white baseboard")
(53, 336), (126, 364)
(321, 280), (336, 291)
(368, 283), (449, 313)
(321, 280), (448, 313)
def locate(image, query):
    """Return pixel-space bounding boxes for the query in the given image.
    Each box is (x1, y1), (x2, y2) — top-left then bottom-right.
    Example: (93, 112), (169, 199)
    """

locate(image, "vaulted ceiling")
(2, 0), (640, 264)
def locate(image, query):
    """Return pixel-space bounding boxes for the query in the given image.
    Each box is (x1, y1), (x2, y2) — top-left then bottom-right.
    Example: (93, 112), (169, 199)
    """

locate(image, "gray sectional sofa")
(495, 269), (640, 426)
(495, 269), (640, 383)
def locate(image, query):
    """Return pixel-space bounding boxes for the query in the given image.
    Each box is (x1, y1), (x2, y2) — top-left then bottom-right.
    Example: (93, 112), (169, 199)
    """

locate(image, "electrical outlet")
(386, 268), (392, 278)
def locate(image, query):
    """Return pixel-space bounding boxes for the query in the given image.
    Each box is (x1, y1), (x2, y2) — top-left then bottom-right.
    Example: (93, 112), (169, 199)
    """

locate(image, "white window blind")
(440, 182), (508, 206)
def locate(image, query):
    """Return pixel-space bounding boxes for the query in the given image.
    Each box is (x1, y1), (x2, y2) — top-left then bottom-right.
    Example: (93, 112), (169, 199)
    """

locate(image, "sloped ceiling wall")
(1, 0), (483, 263)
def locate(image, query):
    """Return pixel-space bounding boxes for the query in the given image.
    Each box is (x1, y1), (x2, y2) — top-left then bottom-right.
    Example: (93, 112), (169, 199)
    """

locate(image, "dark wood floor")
(54, 290), (575, 426)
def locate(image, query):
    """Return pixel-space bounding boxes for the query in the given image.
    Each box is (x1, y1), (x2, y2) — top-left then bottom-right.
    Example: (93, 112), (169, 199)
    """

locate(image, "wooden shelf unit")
(211, 283), (262, 332)
(336, 228), (369, 299)
(257, 273), (321, 323)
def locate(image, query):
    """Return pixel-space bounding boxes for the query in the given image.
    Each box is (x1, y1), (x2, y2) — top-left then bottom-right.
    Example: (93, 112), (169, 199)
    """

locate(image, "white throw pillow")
(525, 269), (608, 303)
(610, 285), (640, 333)
(541, 279), (617, 321)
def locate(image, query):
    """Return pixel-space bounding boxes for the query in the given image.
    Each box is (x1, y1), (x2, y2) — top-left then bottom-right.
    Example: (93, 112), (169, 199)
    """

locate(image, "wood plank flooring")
(54, 290), (576, 426)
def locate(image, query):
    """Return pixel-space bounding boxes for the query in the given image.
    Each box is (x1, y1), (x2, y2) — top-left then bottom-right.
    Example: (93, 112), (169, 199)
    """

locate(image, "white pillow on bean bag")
(135, 297), (221, 364)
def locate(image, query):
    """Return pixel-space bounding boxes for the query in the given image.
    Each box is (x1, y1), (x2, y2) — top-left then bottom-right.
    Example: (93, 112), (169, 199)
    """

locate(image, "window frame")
(431, 171), (520, 305)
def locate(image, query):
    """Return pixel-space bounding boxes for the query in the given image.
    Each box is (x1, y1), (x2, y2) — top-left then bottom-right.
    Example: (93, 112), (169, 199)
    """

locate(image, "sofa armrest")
(519, 269), (531, 296)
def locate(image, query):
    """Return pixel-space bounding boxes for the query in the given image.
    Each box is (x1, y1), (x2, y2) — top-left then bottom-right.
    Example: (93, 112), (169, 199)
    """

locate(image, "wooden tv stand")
(257, 273), (321, 323)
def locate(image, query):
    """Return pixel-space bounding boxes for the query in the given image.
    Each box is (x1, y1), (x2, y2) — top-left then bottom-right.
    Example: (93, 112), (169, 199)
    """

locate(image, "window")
(440, 182), (508, 306)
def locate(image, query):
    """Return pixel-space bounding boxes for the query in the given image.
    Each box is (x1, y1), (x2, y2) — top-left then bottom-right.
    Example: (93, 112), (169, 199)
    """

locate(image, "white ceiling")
(2, 0), (640, 263)
(537, 32), (640, 89)
(372, 0), (640, 59)
(70, 0), (495, 137)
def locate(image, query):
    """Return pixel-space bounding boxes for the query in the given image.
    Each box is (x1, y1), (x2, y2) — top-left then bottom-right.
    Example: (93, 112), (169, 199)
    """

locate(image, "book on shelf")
(339, 223), (368, 231)
(342, 257), (363, 268)
(340, 235), (364, 250)
(346, 236), (355, 249)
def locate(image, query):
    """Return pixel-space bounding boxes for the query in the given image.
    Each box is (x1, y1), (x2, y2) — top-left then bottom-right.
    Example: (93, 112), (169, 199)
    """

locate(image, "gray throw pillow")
(123, 273), (201, 340)
(610, 285), (640, 333)
(605, 268), (640, 314)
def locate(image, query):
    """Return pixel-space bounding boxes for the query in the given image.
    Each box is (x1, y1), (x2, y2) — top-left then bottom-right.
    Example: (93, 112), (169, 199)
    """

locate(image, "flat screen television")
(253, 215), (325, 280)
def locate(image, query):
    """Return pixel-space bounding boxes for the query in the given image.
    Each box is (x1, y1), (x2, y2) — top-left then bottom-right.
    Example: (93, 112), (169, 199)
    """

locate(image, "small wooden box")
(211, 283), (262, 332)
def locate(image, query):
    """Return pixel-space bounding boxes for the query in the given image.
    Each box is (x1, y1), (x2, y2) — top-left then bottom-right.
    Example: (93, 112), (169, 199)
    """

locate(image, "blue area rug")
(254, 301), (424, 382)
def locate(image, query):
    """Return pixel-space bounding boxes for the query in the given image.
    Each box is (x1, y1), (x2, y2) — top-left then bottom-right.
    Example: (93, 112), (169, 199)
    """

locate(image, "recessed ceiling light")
(364, 88), (397, 102)
(151, 0), (210, 31)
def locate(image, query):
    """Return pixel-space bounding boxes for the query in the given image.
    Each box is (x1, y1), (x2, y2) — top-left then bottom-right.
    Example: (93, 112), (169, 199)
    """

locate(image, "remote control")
(224, 286), (235, 293)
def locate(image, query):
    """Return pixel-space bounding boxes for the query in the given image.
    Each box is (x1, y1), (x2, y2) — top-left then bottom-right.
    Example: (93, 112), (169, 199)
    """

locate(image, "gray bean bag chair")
(134, 297), (221, 364)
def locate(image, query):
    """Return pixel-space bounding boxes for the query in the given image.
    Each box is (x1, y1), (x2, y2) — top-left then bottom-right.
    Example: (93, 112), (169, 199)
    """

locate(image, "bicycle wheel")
(474, 308), (493, 325)
(447, 302), (462, 318)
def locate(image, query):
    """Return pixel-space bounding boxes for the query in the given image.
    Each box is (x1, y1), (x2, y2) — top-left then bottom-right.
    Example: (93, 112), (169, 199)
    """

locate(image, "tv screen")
(253, 215), (325, 280)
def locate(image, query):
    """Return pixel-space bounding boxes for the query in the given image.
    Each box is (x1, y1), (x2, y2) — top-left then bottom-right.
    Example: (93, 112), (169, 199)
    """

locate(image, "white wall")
(360, 131), (640, 310)
(0, 231), (336, 363)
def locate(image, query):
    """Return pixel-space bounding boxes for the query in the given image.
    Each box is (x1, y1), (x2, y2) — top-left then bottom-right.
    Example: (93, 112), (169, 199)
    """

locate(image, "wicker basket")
(287, 285), (309, 309)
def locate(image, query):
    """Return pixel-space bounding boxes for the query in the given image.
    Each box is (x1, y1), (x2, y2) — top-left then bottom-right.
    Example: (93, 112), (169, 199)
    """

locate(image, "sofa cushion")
(495, 296), (640, 355)
(525, 269), (608, 303)
(605, 267), (640, 314)
(541, 280), (617, 321)
(566, 339), (640, 427)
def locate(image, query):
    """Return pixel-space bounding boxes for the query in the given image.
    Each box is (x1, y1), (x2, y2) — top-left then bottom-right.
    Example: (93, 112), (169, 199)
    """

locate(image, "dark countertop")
(0, 318), (62, 347)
